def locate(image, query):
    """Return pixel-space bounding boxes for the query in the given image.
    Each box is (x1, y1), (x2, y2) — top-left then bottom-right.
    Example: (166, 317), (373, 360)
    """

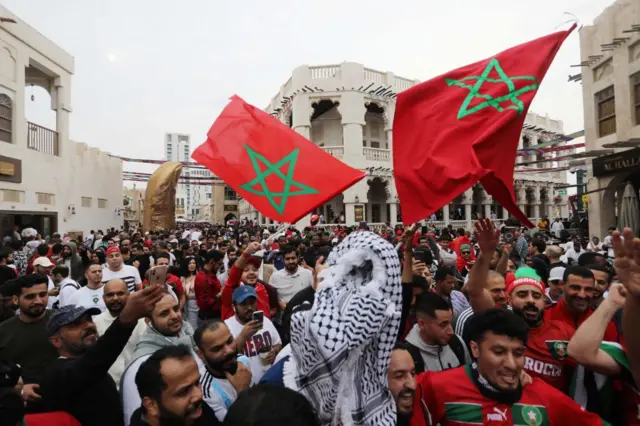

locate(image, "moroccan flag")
(393, 25), (576, 226)
(192, 96), (365, 223)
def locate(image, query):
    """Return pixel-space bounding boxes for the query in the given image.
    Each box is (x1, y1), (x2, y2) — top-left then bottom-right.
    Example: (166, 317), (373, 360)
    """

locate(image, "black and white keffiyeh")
(284, 231), (402, 426)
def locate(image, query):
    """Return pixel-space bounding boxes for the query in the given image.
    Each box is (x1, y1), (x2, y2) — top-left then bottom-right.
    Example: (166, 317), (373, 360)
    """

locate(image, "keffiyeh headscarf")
(285, 231), (402, 426)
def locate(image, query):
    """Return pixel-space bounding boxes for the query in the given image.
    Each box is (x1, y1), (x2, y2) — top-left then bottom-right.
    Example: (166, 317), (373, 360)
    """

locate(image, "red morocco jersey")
(410, 365), (609, 426)
(524, 319), (576, 393)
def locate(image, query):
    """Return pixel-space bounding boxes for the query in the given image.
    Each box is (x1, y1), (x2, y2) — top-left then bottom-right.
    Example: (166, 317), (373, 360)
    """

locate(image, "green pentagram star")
(240, 144), (319, 215)
(445, 58), (539, 120)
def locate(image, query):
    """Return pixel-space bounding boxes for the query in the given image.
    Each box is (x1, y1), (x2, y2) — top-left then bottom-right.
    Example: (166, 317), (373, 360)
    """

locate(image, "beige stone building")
(122, 187), (145, 226)
(579, 0), (640, 239)
(209, 181), (239, 224)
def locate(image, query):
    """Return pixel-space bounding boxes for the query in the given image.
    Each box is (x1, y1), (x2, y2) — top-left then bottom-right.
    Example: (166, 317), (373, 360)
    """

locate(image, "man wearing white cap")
(546, 266), (565, 305)
(33, 257), (58, 309)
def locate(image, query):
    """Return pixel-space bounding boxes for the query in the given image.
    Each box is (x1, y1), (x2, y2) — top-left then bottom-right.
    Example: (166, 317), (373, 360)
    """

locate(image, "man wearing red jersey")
(568, 282), (639, 425)
(467, 219), (581, 392)
(410, 308), (608, 426)
(544, 265), (618, 341)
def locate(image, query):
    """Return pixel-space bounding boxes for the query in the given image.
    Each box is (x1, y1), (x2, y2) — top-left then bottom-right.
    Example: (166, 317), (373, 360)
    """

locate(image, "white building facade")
(239, 62), (571, 228)
(0, 6), (123, 239)
(164, 132), (213, 220)
(578, 0), (640, 239)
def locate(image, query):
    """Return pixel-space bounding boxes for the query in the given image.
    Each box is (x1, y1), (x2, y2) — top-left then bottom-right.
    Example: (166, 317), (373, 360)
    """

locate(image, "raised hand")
(612, 228), (640, 297)
(119, 284), (165, 325)
(474, 218), (500, 255)
(244, 242), (262, 256)
(605, 283), (627, 310)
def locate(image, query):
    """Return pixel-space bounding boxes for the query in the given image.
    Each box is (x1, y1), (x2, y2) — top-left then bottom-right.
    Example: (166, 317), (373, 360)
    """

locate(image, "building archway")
(310, 99), (342, 148)
(601, 171), (640, 234)
(363, 102), (387, 149)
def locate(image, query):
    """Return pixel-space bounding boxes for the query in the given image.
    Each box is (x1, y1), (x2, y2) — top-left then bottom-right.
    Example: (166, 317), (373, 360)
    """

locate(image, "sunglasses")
(461, 251), (471, 255)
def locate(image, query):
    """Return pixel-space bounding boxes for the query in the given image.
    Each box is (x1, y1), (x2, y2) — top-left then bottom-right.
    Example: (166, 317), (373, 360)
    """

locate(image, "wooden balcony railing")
(27, 122), (59, 156)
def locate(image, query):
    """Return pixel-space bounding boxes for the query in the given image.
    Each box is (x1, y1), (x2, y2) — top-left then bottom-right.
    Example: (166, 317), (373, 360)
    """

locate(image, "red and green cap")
(506, 267), (544, 295)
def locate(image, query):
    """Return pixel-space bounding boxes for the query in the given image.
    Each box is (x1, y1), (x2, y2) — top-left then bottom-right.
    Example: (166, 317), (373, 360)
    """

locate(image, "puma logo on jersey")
(524, 356), (561, 377)
(487, 407), (507, 421)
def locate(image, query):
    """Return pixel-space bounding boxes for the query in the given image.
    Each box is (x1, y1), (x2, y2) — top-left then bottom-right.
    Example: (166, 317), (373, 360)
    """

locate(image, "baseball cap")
(32, 256), (54, 268)
(549, 266), (566, 282)
(232, 285), (257, 304)
(106, 247), (121, 256)
(170, 239), (179, 244)
(47, 305), (101, 335)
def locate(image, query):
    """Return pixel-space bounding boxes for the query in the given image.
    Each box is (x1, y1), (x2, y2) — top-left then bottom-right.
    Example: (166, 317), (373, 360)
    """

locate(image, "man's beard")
(63, 328), (98, 356)
(206, 352), (238, 375)
(157, 399), (203, 426)
(107, 302), (124, 315)
(22, 305), (45, 318)
(512, 304), (542, 327)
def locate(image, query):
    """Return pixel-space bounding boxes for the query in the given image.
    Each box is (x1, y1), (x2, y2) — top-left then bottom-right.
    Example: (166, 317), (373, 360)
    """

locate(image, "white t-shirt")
(224, 316), (281, 384)
(57, 278), (80, 307)
(268, 267), (313, 304)
(46, 276), (57, 309)
(201, 356), (250, 422)
(67, 285), (106, 312)
(102, 265), (142, 293)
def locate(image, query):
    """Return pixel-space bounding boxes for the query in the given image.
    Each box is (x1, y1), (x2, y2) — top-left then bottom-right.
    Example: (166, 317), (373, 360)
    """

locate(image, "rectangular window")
(595, 86), (616, 137)
(81, 197), (92, 207)
(0, 189), (23, 203)
(633, 72), (640, 125)
(36, 192), (55, 205)
(0, 101), (12, 143)
(224, 186), (237, 201)
(98, 198), (108, 208)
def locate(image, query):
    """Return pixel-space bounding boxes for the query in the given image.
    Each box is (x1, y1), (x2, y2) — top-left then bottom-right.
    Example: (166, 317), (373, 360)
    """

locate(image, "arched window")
(0, 94), (12, 143)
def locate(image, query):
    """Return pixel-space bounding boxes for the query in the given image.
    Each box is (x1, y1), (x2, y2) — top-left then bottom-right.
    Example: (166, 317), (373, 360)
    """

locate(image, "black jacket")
(129, 404), (222, 426)
(39, 318), (135, 426)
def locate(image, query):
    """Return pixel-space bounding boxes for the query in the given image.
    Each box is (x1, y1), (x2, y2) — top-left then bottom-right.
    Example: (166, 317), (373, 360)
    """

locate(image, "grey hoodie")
(405, 324), (470, 372)
(121, 321), (196, 426)
(61, 241), (84, 281)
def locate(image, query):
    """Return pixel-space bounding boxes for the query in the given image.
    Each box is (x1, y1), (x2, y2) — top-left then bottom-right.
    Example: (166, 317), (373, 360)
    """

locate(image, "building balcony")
(322, 146), (344, 159)
(363, 147), (391, 162)
(28, 121), (59, 156)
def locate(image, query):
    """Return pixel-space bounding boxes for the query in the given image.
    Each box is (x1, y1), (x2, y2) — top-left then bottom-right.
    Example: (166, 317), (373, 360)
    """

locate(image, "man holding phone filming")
(224, 286), (281, 383)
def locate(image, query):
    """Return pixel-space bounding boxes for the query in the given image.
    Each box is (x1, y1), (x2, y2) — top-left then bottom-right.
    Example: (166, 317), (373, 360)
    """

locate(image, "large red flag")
(393, 25), (576, 227)
(192, 96), (365, 223)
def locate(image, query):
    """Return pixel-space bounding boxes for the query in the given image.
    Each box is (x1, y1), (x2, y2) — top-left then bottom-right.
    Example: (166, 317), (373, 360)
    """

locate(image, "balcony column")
(463, 188), (473, 230)
(291, 93), (312, 139)
(54, 76), (72, 156)
(484, 195), (493, 219)
(502, 207), (509, 220)
(337, 92), (367, 169)
(443, 204), (450, 226)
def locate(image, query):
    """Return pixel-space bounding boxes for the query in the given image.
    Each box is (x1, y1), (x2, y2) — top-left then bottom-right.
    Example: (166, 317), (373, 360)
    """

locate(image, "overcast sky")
(7, 0), (614, 184)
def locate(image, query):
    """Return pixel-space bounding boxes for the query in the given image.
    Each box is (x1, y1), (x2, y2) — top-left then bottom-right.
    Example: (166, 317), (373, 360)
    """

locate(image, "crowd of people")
(0, 217), (638, 426)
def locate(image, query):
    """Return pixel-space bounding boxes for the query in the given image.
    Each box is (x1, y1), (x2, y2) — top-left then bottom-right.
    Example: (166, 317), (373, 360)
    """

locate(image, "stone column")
(54, 76), (72, 156)
(464, 204), (472, 230)
(344, 203), (356, 226)
(337, 92), (367, 170)
(366, 203), (373, 223)
(502, 207), (509, 220)
(389, 203), (398, 225)
(443, 204), (450, 226)
(291, 93), (312, 139)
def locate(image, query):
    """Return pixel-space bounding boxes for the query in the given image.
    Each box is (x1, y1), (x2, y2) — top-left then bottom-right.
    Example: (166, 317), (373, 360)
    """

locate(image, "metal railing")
(27, 122), (59, 156)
